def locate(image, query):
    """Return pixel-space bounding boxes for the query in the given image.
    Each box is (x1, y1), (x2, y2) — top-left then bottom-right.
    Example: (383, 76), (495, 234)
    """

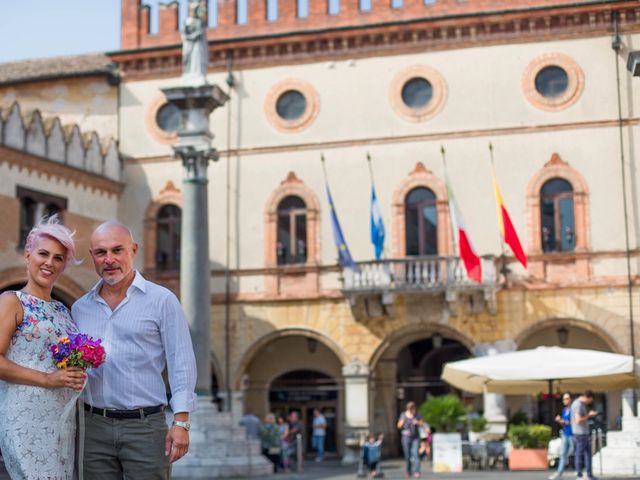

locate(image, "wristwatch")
(172, 420), (191, 431)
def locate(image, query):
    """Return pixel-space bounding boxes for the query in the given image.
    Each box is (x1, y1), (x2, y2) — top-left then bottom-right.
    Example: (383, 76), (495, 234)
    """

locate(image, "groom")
(73, 221), (197, 479)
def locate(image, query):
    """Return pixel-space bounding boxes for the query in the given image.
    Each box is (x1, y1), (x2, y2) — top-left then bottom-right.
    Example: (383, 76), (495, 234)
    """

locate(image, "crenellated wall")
(120, 0), (627, 50)
(0, 101), (121, 182)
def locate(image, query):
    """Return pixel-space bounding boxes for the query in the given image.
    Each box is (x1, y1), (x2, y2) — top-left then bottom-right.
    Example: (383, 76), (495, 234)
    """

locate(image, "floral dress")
(0, 291), (78, 480)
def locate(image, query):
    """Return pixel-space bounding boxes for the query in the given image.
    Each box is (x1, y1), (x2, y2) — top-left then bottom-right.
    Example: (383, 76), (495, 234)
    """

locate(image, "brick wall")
(120, 0), (611, 50)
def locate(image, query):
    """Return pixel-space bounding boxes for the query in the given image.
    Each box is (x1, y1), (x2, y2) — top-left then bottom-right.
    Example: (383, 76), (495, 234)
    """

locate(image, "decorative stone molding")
(143, 180), (183, 272)
(526, 153), (591, 282)
(391, 162), (452, 257)
(264, 79), (320, 133)
(263, 172), (321, 298)
(144, 92), (178, 145)
(0, 101), (122, 184)
(522, 52), (584, 112)
(389, 65), (447, 122)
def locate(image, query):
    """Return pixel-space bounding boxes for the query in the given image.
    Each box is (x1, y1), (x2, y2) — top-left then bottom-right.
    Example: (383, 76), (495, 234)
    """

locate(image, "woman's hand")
(46, 367), (86, 391)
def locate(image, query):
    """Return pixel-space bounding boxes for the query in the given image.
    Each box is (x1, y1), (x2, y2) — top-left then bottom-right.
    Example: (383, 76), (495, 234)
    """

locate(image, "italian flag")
(491, 166), (527, 268)
(445, 174), (482, 284)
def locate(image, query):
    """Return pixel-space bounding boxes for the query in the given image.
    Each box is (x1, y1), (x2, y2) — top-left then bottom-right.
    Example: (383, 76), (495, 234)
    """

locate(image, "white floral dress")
(0, 291), (78, 480)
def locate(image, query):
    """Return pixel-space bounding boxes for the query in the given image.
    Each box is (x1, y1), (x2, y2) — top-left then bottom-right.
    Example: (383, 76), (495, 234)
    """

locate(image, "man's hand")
(588, 410), (598, 419)
(165, 425), (189, 463)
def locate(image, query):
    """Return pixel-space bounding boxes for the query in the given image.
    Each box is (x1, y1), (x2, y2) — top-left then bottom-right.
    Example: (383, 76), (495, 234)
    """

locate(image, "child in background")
(418, 422), (432, 460)
(362, 433), (384, 479)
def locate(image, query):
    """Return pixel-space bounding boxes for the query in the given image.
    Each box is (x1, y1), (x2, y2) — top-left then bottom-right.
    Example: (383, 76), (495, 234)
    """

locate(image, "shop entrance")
(269, 370), (339, 456)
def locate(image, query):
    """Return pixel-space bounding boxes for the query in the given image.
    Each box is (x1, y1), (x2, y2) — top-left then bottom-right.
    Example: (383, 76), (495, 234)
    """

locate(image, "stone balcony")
(342, 255), (498, 318)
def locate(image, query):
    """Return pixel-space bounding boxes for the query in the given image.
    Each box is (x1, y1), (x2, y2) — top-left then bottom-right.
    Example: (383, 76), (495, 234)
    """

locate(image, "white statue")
(182, 0), (208, 85)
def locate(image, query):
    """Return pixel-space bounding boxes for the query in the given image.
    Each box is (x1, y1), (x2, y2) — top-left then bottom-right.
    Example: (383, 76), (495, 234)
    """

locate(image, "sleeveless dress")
(0, 291), (78, 480)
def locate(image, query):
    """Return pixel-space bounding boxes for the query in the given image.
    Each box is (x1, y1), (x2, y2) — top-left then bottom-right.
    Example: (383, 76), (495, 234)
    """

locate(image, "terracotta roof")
(0, 53), (116, 85)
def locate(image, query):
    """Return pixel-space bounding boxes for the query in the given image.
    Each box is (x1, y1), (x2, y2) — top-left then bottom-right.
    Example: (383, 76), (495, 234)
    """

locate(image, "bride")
(0, 216), (86, 479)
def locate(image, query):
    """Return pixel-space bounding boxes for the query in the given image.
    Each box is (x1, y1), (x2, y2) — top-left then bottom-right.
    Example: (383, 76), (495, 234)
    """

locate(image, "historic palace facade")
(1, 0), (640, 457)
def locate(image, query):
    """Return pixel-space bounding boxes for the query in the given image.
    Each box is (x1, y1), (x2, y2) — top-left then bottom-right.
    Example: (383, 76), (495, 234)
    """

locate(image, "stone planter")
(509, 448), (548, 470)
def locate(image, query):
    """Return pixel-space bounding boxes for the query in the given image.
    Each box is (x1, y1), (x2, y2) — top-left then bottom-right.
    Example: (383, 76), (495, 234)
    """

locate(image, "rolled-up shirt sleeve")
(160, 293), (197, 413)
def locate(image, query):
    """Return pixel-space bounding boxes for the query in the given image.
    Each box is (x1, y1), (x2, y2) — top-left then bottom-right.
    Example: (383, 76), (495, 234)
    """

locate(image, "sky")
(0, 0), (197, 64)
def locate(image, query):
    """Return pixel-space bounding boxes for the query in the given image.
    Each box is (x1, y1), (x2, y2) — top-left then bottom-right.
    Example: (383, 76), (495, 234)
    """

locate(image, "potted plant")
(507, 424), (552, 470)
(419, 394), (467, 432)
(468, 416), (487, 442)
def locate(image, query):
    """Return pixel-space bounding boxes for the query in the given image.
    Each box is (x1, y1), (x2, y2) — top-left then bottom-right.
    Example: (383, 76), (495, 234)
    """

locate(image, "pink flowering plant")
(50, 333), (106, 370)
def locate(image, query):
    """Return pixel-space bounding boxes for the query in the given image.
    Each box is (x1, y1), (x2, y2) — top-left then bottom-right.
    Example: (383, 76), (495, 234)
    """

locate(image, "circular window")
(523, 53), (584, 112)
(535, 66), (568, 98)
(401, 78), (433, 109)
(276, 90), (307, 121)
(156, 103), (181, 133)
(265, 79), (319, 133)
(390, 66), (447, 122)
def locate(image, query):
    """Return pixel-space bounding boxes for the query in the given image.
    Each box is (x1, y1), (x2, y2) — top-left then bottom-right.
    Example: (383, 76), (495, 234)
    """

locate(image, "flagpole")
(440, 146), (458, 256)
(489, 142), (510, 280)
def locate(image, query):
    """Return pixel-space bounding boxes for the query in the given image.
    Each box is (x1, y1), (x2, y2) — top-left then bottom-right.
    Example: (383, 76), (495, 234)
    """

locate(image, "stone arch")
(263, 171), (320, 268)
(368, 322), (474, 370)
(0, 266), (86, 305)
(143, 181), (183, 272)
(233, 327), (346, 390)
(514, 317), (622, 354)
(526, 153), (590, 254)
(391, 162), (452, 258)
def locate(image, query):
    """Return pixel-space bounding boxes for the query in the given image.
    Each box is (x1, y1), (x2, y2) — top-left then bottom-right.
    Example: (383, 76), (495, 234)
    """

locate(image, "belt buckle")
(139, 408), (145, 419)
(102, 408), (108, 418)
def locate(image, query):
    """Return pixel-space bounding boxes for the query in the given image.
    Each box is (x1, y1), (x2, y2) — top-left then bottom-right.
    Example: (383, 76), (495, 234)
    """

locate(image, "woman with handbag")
(261, 413), (282, 472)
(397, 401), (424, 479)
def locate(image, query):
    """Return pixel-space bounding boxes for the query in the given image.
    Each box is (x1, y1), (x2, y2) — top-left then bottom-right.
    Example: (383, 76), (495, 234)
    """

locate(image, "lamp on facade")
(307, 337), (318, 354)
(556, 326), (569, 346)
(432, 334), (443, 349)
(627, 51), (640, 76)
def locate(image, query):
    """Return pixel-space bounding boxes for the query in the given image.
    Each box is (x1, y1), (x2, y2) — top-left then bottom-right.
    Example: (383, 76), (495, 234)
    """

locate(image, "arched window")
(156, 204), (181, 271)
(540, 178), (575, 253)
(276, 196), (307, 265)
(405, 187), (438, 256)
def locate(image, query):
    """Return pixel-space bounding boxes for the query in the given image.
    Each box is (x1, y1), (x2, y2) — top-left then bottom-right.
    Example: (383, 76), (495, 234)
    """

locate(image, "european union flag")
(326, 184), (358, 272)
(370, 186), (385, 260)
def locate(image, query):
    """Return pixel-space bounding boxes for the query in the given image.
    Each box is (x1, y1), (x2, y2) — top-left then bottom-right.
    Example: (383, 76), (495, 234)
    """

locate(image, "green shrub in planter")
(509, 410), (529, 426)
(508, 424), (552, 449)
(419, 394), (467, 433)
(470, 416), (487, 433)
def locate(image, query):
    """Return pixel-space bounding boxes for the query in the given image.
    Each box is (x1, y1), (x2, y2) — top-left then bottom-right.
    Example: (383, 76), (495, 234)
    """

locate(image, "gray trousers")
(83, 410), (171, 480)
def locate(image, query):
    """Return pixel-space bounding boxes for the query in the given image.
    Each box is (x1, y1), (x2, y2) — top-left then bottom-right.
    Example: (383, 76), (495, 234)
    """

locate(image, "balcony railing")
(342, 255), (497, 294)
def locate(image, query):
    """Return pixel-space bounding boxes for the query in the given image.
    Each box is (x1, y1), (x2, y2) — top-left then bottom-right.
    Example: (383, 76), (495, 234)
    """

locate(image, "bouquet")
(50, 333), (106, 369)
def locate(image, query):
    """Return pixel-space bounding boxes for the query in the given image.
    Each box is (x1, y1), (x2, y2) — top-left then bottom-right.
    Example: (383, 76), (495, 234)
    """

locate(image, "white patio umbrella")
(441, 346), (639, 395)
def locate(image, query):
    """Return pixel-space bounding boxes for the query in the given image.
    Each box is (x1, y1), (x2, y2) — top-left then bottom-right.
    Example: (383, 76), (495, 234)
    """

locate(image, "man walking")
(312, 408), (327, 462)
(73, 221), (197, 479)
(571, 390), (598, 480)
(549, 393), (573, 480)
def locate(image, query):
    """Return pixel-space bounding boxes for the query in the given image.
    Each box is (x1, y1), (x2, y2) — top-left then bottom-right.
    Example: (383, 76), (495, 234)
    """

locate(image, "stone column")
(472, 340), (517, 439)
(342, 360), (370, 464)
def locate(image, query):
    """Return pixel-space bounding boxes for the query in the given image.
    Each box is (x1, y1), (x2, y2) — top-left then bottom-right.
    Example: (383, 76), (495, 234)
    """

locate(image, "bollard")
(296, 433), (303, 473)
(597, 428), (603, 477)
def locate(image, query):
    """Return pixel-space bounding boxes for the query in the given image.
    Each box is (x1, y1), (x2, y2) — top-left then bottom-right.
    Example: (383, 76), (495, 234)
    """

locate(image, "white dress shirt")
(72, 271), (197, 413)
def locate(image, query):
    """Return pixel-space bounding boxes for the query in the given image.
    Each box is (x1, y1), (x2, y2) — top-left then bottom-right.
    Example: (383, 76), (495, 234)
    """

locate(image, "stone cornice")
(0, 145), (124, 197)
(111, 2), (640, 81)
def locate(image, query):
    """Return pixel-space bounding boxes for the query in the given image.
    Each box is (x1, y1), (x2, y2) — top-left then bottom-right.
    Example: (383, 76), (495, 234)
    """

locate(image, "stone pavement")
(2, 458), (640, 479)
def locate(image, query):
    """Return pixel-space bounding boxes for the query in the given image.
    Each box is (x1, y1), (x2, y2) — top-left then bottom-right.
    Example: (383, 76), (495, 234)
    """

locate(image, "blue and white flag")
(370, 186), (385, 260)
(326, 183), (358, 272)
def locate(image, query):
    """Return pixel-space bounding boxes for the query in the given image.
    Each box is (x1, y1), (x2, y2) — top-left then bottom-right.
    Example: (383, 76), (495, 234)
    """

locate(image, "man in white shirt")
(311, 408), (327, 462)
(73, 221), (197, 479)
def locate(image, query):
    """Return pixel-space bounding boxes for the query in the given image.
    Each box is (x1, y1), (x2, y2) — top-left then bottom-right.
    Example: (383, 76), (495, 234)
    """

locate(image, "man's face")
(562, 394), (571, 405)
(90, 226), (138, 286)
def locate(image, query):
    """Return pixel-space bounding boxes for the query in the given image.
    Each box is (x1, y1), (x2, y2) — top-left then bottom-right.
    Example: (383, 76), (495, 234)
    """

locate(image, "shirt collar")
(89, 270), (147, 300)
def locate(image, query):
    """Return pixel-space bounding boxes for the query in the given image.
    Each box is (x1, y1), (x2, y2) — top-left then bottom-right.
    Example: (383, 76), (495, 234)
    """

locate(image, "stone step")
(604, 432), (640, 448)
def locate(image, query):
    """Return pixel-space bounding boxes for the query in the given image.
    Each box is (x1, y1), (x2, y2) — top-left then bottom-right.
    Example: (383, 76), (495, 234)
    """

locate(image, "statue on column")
(182, 0), (209, 85)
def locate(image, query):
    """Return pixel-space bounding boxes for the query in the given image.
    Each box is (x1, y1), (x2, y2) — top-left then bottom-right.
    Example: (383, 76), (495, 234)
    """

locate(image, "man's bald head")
(90, 220), (138, 287)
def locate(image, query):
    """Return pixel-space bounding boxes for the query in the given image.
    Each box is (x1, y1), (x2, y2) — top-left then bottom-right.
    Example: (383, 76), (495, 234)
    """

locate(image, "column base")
(171, 397), (273, 478)
(342, 428), (367, 465)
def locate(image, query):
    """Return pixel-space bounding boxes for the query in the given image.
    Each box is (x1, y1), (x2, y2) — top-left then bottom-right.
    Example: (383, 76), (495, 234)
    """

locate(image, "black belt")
(84, 403), (164, 419)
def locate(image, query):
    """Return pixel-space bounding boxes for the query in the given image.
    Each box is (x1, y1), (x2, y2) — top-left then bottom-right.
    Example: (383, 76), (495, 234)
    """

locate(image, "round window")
(276, 90), (307, 121)
(156, 103), (181, 133)
(401, 77), (433, 109)
(535, 66), (568, 98)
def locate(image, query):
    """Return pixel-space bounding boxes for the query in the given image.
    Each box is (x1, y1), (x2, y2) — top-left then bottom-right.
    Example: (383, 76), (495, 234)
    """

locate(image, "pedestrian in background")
(549, 392), (574, 480)
(277, 415), (291, 473)
(312, 408), (327, 462)
(239, 409), (263, 440)
(261, 413), (281, 472)
(397, 401), (424, 479)
(571, 390), (598, 480)
(362, 433), (384, 479)
(287, 411), (304, 469)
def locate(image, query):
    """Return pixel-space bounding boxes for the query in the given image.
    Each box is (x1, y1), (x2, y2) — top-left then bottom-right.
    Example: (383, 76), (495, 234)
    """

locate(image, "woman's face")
(25, 236), (67, 290)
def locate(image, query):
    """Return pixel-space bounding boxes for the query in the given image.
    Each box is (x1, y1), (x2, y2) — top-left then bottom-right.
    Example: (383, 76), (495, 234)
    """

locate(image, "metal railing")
(342, 255), (497, 294)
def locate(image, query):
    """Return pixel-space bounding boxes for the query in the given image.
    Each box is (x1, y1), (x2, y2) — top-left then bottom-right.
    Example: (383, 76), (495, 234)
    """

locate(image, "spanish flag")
(491, 164), (527, 269)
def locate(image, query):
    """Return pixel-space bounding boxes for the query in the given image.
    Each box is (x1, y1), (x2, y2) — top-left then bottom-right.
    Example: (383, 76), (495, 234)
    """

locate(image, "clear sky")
(0, 0), (197, 64)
